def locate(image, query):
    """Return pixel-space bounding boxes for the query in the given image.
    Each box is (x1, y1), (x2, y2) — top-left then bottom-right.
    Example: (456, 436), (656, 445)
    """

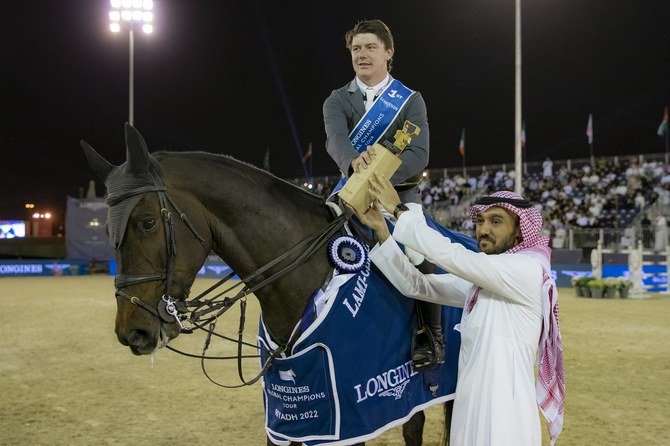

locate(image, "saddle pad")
(259, 259), (462, 445)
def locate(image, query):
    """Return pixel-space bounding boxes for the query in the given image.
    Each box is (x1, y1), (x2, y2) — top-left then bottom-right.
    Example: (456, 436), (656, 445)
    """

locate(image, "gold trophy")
(339, 120), (420, 214)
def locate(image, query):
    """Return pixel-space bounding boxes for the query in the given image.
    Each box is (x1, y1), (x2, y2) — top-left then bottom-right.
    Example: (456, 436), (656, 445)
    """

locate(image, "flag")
(521, 121), (526, 150)
(459, 128), (465, 157)
(586, 113), (593, 144)
(658, 106), (669, 137)
(262, 147), (270, 171)
(302, 142), (313, 162)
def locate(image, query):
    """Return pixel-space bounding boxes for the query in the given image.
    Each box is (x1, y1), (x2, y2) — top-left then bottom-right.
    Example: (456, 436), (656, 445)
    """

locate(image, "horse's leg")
(402, 410), (426, 446)
(442, 400), (454, 446)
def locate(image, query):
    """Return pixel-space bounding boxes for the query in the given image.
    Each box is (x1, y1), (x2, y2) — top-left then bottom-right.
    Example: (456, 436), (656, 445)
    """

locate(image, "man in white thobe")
(354, 177), (565, 446)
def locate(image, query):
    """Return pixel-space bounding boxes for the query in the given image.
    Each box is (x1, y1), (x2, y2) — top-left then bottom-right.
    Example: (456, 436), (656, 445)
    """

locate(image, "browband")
(474, 196), (533, 208)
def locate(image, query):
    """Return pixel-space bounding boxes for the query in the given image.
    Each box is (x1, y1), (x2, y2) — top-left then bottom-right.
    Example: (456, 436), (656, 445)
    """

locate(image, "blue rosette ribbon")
(327, 235), (369, 273)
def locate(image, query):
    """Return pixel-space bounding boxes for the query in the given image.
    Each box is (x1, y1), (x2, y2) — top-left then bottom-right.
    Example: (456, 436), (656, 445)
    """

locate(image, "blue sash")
(349, 79), (414, 152)
(332, 79), (414, 195)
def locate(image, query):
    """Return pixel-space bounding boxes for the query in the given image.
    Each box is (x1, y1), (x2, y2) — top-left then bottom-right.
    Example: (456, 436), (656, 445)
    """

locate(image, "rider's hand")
(351, 146), (377, 173)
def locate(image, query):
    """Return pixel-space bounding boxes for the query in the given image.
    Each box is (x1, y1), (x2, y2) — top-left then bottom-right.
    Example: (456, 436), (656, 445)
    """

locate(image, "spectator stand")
(293, 152), (670, 255)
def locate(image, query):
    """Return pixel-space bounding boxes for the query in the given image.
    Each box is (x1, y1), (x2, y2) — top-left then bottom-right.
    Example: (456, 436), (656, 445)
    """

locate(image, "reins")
(183, 209), (350, 323)
(168, 209), (350, 388)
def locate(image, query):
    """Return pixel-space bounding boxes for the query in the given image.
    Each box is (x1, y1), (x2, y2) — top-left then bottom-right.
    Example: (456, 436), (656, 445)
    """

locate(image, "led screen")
(0, 220), (26, 238)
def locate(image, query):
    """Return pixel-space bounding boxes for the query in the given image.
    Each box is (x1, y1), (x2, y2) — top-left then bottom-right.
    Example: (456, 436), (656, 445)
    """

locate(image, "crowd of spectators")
(297, 155), (670, 249)
(417, 156), (670, 243)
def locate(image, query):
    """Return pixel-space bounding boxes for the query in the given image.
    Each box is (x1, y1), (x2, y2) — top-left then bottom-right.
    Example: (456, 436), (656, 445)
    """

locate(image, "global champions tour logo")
(354, 359), (417, 403)
(279, 369), (296, 384)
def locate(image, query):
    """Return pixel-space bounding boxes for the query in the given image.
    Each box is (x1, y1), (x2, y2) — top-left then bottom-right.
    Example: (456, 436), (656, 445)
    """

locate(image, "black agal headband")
(474, 195), (532, 208)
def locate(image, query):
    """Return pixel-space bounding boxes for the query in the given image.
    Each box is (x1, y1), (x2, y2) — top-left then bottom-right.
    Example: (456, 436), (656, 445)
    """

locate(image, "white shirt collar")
(355, 74), (390, 95)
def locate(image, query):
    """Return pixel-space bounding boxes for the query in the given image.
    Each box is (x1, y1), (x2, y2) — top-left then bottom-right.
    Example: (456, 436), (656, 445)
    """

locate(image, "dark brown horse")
(82, 124), (452, 445)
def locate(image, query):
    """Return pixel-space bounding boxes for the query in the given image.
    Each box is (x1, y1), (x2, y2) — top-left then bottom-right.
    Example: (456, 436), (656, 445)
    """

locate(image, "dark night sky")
(1, 0), (669, 223)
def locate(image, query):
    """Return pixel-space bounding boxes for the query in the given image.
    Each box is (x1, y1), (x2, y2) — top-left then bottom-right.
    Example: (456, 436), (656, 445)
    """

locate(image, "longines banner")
(0, 261), (665, 291)
(0, 259), (235, 278)
(0, 260), (89, 276)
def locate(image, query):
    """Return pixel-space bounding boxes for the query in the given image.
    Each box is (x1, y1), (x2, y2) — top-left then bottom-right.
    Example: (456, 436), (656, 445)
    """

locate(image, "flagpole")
(301, 142), (313, 179)
(459, 128), (466, 177)
(462, 150), (466, 178)
(666, 127), (669, 166)
(521, 121), (527, 175)
(659, 106), (669, 165)
(513, 0), (522, 195)
(665, 106), (669, 165)
(587, 113), (594, 168)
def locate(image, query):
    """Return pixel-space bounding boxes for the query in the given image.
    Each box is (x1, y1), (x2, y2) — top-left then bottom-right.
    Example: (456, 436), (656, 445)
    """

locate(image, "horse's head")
(82, 124), (212, 355)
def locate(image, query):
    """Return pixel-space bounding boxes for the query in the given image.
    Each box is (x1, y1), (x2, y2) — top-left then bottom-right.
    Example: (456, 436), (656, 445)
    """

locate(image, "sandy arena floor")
(1, 276), (669, 445)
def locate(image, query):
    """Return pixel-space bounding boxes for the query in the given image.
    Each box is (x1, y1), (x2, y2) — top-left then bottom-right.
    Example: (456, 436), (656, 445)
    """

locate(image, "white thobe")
(370, 204), (544, 446)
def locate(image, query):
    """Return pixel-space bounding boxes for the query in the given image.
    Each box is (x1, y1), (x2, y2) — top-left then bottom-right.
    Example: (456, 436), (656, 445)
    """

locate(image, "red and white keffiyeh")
(467, 190), (565, 445)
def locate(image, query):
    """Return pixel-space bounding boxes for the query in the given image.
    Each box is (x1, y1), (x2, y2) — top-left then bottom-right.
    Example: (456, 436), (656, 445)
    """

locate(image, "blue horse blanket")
(259, 218), (477, 445)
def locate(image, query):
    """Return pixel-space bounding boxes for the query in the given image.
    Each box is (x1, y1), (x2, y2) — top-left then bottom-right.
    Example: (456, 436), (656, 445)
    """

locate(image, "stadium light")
(108, 0), (154, 126)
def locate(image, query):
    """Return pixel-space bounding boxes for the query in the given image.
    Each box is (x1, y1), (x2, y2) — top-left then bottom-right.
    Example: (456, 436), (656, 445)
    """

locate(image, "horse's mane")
(152, 150), (328, 206)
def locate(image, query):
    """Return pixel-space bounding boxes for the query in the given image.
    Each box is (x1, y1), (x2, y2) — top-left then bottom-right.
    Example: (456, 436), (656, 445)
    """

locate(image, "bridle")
(109, 166), (208, 332)
(109, 165), (351, 386)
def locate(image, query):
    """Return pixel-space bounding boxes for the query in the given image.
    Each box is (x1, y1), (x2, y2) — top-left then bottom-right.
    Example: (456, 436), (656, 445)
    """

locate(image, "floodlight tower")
(109, 0), (154, 126)
(514, 0), (522, 195)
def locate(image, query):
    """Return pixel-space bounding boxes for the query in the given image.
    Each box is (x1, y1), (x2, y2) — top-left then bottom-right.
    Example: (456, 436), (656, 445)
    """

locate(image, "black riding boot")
(412, 301), (445, 371)
(411, 260), (445, 371)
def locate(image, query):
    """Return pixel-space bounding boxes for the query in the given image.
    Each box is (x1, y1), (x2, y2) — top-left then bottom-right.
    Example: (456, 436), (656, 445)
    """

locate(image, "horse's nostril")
(127, 329), (151, 347)
(123, 329), (158, 356)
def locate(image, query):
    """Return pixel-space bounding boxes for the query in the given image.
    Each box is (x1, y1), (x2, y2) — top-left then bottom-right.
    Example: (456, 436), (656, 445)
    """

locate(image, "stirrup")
(411, 325), (445, 372)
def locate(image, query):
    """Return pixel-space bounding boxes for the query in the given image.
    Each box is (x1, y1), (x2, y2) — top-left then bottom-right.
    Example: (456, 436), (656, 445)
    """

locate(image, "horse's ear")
(81, 140), (114, 182)
(125, 123), (150, 174)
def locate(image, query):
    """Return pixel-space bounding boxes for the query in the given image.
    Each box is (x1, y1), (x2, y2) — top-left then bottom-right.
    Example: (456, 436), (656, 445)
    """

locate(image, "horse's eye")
(141, 218), (156, 231)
